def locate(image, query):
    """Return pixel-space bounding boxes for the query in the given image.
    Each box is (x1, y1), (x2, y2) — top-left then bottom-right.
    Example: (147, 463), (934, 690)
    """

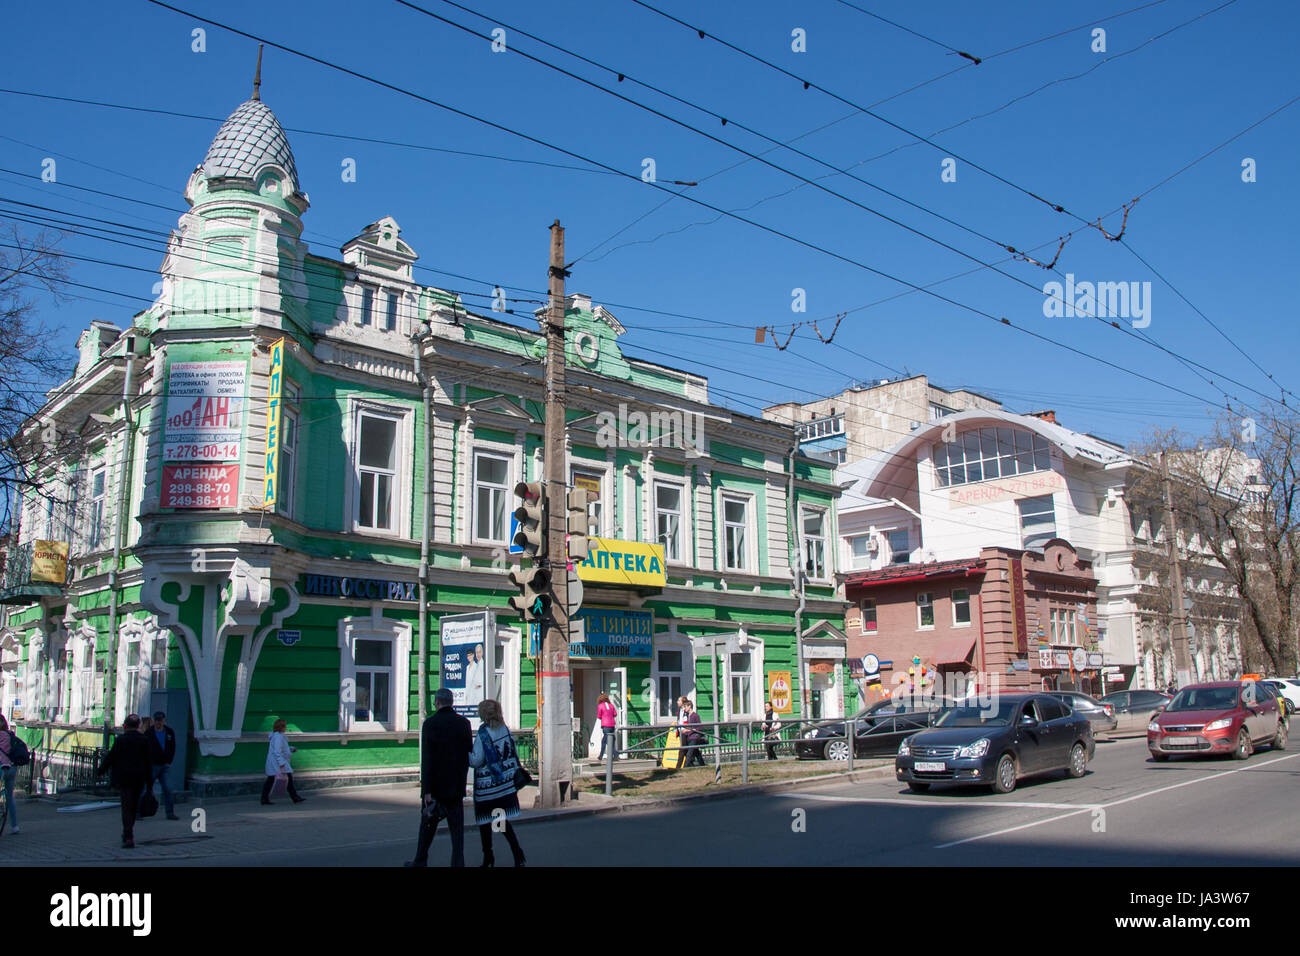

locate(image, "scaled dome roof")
(201, 98), (301, 194)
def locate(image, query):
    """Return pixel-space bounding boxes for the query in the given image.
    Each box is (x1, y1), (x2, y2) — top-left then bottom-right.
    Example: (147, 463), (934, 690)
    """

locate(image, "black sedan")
(1099, 688), (1172, 715)
(1048, 691), (1117, 732)
(796, 696), (952, 761)
(895, 693), (1095, 794)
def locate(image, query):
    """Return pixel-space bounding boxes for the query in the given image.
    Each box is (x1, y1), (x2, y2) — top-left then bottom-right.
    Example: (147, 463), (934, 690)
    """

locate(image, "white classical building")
(837, 408), (1244, 691)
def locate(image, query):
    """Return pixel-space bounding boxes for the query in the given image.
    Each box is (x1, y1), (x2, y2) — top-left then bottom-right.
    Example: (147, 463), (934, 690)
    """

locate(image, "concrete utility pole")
(537, 220), (572, 808)
(1160, 452), (1193, 688)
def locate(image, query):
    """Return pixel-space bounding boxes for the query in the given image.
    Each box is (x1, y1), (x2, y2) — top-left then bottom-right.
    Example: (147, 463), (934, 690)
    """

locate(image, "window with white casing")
(359, 285), (375, 327)
(69, 637), (95, 723)
(339, 612), (411, 733)
(655, 481), (684, 562)
(917, 592), (935, 630)
(952, 588), (972, 626)
(572, 468), (604, 538)
(355, 410), (400, 532)
(722, 495), (750, 572)
(860, 599), (877, 633)
(473, 451), (511, 543)
(1018, 495), (1057, 550)
(651, 633), (694, 724)
(848, 535), (873, 569)
(279, 410), (297, 519)
(385, 291), (400, 332)
(802, 508), (827, 579)
(725, 639), (764, 719)
(89, 466), (107, 550)
(888, 528), (910, 564)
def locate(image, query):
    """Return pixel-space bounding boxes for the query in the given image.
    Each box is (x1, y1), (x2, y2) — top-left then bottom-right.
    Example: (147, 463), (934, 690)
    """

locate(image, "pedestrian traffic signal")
(566, 487), (590, 561)
(508, 564), (552, 622)
(513, 481), (545, 556)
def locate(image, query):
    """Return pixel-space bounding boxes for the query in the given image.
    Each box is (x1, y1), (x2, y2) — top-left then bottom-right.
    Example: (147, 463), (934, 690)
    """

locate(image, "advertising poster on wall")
(440, 611), (495, 724)
(163, 361), (246, 462)
(162, 360), (246, 509)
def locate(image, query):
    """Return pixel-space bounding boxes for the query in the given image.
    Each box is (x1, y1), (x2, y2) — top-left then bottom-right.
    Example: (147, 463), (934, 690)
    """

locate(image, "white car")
(1262, 678), (1300, 713)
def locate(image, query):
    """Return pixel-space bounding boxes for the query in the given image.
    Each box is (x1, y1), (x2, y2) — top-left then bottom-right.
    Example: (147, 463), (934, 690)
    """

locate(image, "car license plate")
(1168, 735), (1200, 746)
(914, 761), (946, 772)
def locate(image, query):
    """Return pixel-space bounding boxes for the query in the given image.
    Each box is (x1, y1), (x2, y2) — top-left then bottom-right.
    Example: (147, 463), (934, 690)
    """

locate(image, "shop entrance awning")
(933, 635), (976, 666)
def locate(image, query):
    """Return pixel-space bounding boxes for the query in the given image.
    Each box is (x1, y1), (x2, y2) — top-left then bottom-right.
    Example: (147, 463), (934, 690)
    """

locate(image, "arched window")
(934, 428), (1050, 487)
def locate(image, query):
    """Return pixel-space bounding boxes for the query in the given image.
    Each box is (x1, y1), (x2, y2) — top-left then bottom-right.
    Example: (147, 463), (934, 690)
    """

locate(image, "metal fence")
(590, 715), (887, 795)
(18, 742), (109, 796)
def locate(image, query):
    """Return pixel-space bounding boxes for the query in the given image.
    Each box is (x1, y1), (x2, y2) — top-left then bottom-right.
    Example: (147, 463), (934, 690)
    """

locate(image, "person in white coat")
(261, 718), (305, 805)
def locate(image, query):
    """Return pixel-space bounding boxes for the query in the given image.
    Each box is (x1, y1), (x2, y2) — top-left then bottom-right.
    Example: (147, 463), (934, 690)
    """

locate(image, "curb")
(515, 762), (895, 825)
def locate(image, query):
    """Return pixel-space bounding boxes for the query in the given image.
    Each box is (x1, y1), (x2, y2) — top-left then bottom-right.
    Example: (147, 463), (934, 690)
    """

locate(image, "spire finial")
(252, 43), (264, 101)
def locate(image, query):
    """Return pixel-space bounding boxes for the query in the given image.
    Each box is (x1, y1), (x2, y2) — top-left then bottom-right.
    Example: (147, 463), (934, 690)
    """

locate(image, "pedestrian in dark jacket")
(97, 714), (154, 848)
(678, 699), (706, 768)
(469, 698), (526, 867)
(144, 710), (179, 820)
(406, 687), (472, 867)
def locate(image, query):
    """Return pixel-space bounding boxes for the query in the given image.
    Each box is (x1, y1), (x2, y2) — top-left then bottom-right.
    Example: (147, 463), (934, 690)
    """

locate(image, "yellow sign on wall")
(31, 540), (69, 583)
(768, 670), (793, 714)
(262, 338), (284, 509)
(576, 537), (666, 588)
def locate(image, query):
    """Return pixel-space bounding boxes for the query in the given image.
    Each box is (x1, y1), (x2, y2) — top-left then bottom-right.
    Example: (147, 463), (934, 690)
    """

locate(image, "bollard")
(741, 722), (749, 784)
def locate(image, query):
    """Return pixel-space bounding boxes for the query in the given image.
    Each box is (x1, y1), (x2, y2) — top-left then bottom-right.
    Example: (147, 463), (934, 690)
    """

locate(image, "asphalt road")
(121, 734), (1298, 867)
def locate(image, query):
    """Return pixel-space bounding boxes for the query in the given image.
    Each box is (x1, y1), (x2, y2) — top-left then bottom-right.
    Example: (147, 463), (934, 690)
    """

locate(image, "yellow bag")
(660, 729), (681, 770)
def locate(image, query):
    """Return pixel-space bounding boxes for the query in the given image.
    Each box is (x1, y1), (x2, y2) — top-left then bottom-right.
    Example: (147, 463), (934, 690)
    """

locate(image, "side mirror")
(1154, 705), (1166, 714)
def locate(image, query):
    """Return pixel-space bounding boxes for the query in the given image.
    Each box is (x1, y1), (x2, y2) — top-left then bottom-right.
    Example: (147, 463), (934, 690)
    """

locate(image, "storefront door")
(574, 664), (628, 757)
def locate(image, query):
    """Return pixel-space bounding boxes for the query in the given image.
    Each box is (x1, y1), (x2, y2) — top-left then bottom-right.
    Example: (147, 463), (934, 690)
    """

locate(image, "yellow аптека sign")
(262, 338), (284, 509)
(576, 537), (666, 588)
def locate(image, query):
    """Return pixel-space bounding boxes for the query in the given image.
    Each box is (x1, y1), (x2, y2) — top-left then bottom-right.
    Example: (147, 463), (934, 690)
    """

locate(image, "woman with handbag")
(468, 699), (526, 867)
(261, 718), (305, 805)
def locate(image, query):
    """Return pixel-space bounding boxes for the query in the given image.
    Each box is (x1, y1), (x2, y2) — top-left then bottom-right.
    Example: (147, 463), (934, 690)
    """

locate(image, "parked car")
(1261, 679), (1300, 715)
(1048, 691), (1117, 732)
(1099, 689), (1172, 715)
(796, 695), (953, 761)
(1148, 680), (1287, 761)
(895, 693), (1095, 794)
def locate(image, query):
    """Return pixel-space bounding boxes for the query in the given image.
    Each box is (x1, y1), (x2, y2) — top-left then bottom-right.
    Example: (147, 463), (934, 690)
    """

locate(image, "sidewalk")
(1, 760), (890, 865)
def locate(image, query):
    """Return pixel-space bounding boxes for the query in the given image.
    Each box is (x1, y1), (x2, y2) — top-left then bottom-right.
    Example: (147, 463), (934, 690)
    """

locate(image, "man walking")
(145, 710), (179, 820)
(97, 714), (154, 848)
(406, 687), (472, 867)
(678, 698), (706, 768)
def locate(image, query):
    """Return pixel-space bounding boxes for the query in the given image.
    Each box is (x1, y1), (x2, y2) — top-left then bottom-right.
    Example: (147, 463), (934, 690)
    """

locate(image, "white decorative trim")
(338, 607), (412, 733)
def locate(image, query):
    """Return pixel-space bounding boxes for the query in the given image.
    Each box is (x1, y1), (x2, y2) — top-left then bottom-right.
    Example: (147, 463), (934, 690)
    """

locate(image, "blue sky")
(1, 0), (1296, 450)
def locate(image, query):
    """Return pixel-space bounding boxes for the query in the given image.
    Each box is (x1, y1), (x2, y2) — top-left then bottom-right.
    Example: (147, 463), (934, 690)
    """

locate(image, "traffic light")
(513, 481), (545, 556)
(566, 487), (590, 561)
(508, 564), (552, 622)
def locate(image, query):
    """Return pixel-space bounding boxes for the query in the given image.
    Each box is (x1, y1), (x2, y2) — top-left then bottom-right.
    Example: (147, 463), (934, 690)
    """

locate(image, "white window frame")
(917, 592), (935, 631)
(278, 408), (298, 519)
(114, 619), (165, 724)
(358, 284), (376, 327)
(650, 630), (695, 725)
(1019, 494), (1057, 550)
(860, 598), (877, 634)
(338, 609), (412, 733)
(888, 528), (910, 565)
(88, 465), (108, 551)
(68, 632), (97, 725)
(801, 507), (828, 580)
(347, 402), (411, 536)
(720, 493), (754, 573)
(571, 465), (608, 539)
(722, 637), (765, 720)
(952, 588), (972, 627)
(494, 627), (522, 728)
(472, 449), (513, 545)
(654, 479), (687, 564)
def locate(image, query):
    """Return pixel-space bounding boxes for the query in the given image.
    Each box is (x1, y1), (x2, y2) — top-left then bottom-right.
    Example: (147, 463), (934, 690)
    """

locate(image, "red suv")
(1148, 680), (1288, 761)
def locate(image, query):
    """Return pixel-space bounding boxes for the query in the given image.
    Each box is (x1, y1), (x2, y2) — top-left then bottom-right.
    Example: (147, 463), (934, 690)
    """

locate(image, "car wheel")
(992, 753), (1017, 794)
(1066, 742), (1087, 778)
(825, 739), (850, 762)
(907, 782), (930, 793)
(1232, 728), (1252, 761)
(1151, 752), (1168, 762)
(1272, 720), (1288, 751)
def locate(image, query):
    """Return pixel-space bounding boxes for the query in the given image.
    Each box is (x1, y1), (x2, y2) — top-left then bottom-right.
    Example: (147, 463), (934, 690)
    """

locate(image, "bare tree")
(0, 226), (74, 534)
(1133, 404), (1300, 677)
